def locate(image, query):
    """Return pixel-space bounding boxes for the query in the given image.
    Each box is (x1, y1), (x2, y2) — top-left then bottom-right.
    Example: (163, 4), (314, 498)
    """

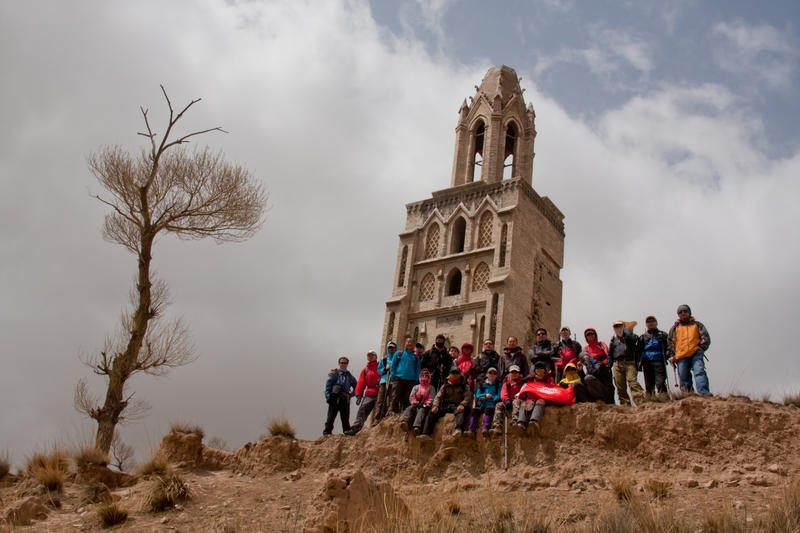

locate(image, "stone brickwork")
(382, 66), (564, 354)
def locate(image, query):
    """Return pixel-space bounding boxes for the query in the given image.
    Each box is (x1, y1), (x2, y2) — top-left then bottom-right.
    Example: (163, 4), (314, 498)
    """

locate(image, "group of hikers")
(323, 304), (711, 438)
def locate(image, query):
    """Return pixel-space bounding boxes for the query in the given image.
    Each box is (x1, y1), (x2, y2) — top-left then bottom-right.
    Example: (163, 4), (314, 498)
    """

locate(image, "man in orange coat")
(667, 305), (711, 395)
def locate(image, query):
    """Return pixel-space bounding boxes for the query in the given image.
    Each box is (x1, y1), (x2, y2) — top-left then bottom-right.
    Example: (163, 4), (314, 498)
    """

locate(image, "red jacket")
(500, 375), (524, 402)
(355, 361), (380, 397)
(457, 354), (476, 390)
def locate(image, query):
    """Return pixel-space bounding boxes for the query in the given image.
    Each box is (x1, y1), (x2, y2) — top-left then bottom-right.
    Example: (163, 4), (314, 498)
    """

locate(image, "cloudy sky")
(2, 0), (799, 462)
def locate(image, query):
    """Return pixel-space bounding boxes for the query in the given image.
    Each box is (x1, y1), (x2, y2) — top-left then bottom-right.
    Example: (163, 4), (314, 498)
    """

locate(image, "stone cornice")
(407, 300), (488, 320)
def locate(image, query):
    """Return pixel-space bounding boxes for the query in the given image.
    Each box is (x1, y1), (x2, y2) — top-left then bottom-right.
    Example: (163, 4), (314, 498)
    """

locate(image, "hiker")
(345, 351), (381, 436)
(529, 328), (560, 381)
(389, 338), (421, 414)
(558, 362), (582, 388)
(417, 368), (473, 440)
(456, 343), (477, 391)
(558, 326), (582, 366)
(498, 336), (529, 379)
(467, 367), (501, 438)
(577, 354), (615, 404)
(581, 327), (609, 365)
(323, 357), (358, 436)
(449, 345), (460, 372)
(422, 334), (451, 391)
(474, 339), (500, 387)
(516, 361), (554, 431)
(667, 305), (711, 395)
(490, 365), (524, 436)
(637, 316), (669, 399)
(374, 341), (397, 421)
(399, 368), (436, 435)
(608, 320), (644, 406)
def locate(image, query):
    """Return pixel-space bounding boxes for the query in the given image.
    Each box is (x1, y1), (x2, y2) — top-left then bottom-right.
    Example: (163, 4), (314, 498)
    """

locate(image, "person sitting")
(490, 365), (524, 437)
(399, 369), (436, 435)
(417, 368), (473, 441)
(558, 362), (582, 387)
(516, 361), (553, 432)
(467, 367), (501, 438)
(579, 353), (615, 404)
(345, 351), (381, 436)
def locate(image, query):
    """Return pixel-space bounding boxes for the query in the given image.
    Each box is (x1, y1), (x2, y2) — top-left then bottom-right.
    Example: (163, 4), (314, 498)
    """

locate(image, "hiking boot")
(530, 421), (540, 433)
(412, 427), (421, 436)
(452, 429), (463, 439)
(416, 434), (433, 441)
(464, 430), (476, 439)
(481, 429), (489, 438)
(515, 422), (527, 432)
(399, 421), (409, 432)
(322, 432), (332, 437)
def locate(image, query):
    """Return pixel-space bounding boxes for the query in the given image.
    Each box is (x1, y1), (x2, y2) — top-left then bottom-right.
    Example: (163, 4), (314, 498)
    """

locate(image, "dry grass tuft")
(169, 419), (205, 439)
(0, 448), (11, 479)
(96, 502), (128, 527)
(762, 478), (800, 532)
(138, 451), (172, 479)
(784, 392), (800, 408)
(645, 478), (671, 500)
(73, 444), (109, 470)
(26, 444), (70, 492)
(267, 413), (296, 439)
(143, 473), (191, 512)
(206, 436), (229, 451)
(760, 391), (773, 403)
(609, 473), (635, 503)
(446, 500), (461, 516)
(699, 503), (749, 533)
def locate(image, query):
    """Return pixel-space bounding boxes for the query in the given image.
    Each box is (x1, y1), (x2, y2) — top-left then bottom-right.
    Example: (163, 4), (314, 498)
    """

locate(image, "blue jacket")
(379, 341), (398, 385)
(324, 369), (357, 401)
(637, 329), (668, 363)
(475, 379), (502, 408)
(390, 348), (421, 382)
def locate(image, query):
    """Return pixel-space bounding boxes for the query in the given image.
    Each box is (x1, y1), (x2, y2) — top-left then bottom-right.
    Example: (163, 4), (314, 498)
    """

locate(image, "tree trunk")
(93, 231), (155, 454)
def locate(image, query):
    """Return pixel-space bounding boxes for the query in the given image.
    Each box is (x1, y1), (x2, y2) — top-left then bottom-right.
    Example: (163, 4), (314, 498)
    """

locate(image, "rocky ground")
(2, 394), (799, 532)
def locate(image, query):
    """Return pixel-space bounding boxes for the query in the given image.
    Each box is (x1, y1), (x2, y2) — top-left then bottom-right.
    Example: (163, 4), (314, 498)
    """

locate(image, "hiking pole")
(503, 410), (508, 471)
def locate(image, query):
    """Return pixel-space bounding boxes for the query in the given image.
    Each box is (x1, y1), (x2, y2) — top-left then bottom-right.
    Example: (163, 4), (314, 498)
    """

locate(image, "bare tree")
(109, 430), (136, 472)
(75, 87), (268, 454)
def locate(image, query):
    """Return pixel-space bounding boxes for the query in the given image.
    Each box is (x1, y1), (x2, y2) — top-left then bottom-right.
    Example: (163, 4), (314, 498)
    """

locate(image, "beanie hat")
(677, 304), (691, 315)
(645, 316), (657, 323)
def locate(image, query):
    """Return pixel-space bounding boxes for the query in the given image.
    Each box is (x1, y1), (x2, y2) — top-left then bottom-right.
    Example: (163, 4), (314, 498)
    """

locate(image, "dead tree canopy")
(76, 87), (268, 454)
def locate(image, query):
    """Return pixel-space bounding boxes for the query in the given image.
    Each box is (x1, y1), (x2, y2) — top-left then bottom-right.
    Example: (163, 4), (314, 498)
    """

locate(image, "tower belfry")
(382, 66), (565, 352)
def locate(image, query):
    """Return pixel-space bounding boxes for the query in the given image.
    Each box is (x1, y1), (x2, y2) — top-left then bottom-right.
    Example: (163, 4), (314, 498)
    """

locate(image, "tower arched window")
(425, 223), (440, 259)
(446, 268), (462, 296)
(503, 123), (517, 180)
(468, 121), (485, 183)
(450, 217), (466, 254)
(499, 223), (508, 267)
(472, 262), (490, 291)
(397, 246), (408, 287)
(477, 211), (493, 248)
(419, 273), (435, 302)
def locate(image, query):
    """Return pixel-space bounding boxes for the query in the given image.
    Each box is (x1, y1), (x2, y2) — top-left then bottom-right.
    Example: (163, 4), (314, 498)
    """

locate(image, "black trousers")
(422, 404), (468, 436)
(324, 399), (351, 434)
(390, 379), (416, 414)
(401, 404), (430, 429)
(641, 359), (668, 395)
(573, 375), (608, 403)
(352, 396), (377, 430)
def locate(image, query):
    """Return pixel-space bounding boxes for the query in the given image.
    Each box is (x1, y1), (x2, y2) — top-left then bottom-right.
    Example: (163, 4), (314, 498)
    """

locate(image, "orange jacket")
(667, 318), (710, 360)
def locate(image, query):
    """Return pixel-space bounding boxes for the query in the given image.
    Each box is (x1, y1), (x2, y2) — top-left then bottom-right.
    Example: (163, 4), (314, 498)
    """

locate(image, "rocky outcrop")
(4, 497), (49, 526)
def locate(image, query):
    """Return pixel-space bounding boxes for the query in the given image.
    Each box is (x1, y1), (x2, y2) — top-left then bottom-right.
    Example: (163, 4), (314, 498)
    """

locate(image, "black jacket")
(422, 345), (451, 390)
(474, 350), (500, 386)
(582, 359), (615, 404)
(498, 347), (529, 379)
(608, 329), (639, 367)
(529, 340), (560, 368)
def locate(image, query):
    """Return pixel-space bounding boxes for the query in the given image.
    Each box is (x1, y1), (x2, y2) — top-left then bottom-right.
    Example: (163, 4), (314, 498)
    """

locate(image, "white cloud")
(712, 20), (798, 90)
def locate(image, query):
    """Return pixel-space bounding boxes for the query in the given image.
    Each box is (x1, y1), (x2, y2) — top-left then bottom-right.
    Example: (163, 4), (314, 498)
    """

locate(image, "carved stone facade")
(381, 66), (564, 352)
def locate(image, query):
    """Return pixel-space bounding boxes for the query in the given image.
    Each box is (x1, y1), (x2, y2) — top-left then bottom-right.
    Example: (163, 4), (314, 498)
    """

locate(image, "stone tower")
(381, 66), (564, 352)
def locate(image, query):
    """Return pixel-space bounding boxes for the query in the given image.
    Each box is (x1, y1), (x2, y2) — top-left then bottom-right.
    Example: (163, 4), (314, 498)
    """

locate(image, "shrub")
(763, 478), (800, 532)
(143, 473), (191, 512)
(784, 392), (800, 408)
(609, 473), (635, 503)
(206, 436), (229, 451)
(96, 502), (128, 527)
(138, 451), (172, 479)
(645, 478), (671, 500)
(267, 413), (296, 439)
(446, 501), (461, 515)
(0, 448), (11, 479)
(73, 444), (109, 470)
(26, 444), (70, 492)
(31, 462), (68, 492)
(169, 419), (205, 439)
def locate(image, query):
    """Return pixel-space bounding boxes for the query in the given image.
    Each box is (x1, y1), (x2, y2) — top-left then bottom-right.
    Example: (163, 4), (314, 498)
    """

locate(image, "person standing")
(498, 336), (529, 379)
(323, 357), (357, 436)
(474, 339), (500, 387)
(581, 328), (609, 365)
(637, 316), (669, 400)
(374, 341), (397, 421)
(390, 338), (421, 414)
(608, 321), (644, 406)
(667, 305), (711, 395)
(557, 327), (582, 366)
(529, 328), (560, 380)
(422, 334), (451, 391)
(345, 351), (381, 435)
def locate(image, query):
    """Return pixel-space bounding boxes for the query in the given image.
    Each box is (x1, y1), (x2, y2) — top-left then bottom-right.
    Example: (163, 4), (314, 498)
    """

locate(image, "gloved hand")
(356, 396), (362, 406)
(504, 400), (512, 411)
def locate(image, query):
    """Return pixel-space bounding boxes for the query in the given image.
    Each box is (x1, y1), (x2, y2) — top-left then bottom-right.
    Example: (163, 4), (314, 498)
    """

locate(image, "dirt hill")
(2, 395), (799, 532)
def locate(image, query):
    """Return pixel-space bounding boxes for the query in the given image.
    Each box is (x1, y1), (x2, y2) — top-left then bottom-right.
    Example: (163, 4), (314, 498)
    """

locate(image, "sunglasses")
(339, 361), (349, 365)
(536, 333), (546, 337)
